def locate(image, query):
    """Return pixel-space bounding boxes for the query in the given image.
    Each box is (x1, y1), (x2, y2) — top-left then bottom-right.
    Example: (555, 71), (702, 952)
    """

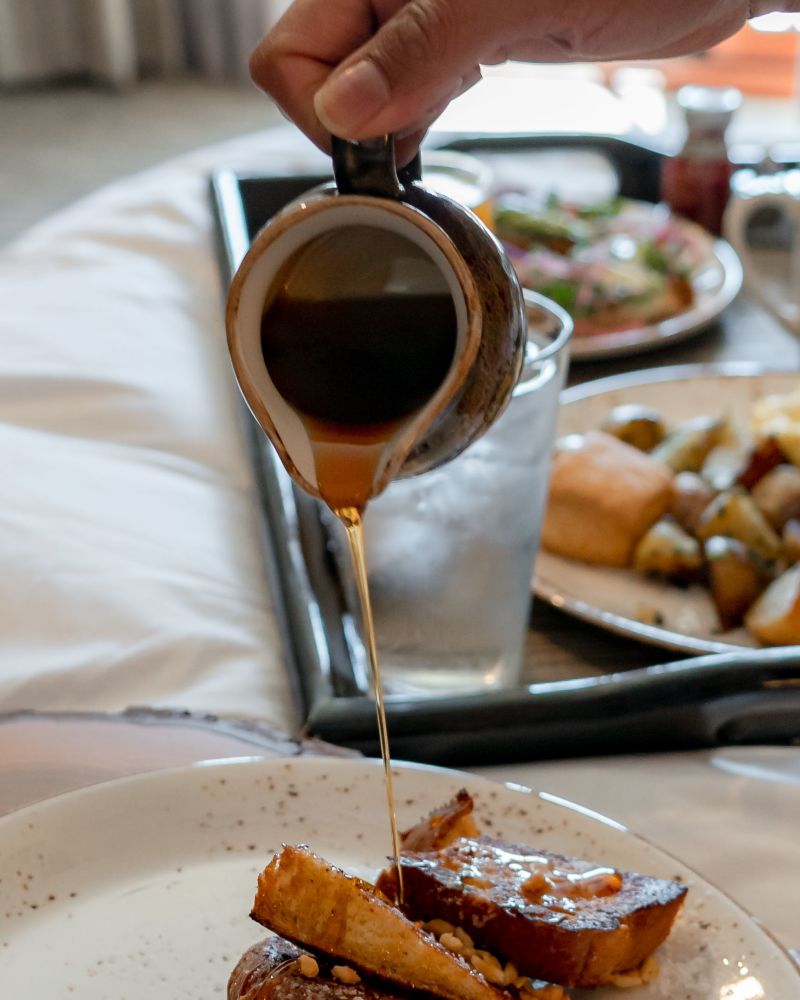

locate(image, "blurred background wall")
(0, 1), (797, 249)
(0, 0), (292, 86)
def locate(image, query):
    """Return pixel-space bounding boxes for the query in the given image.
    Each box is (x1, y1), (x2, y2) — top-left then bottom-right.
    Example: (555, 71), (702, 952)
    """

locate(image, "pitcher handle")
(332, 135), (421, 198)
(723, 171), (800, 337)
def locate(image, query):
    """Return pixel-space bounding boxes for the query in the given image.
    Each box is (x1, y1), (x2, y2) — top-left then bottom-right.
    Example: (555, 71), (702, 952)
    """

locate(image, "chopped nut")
(502, 962), (518, 986)
(439, 932), (464, 953)
(609, 953), (660, 988)
(424, 918), (455, 937)
(453, 926), (474, 949)
(531, 985), (568, 1000)
(470, 950), (505, 985)
(609, 969), (644, 988)
(640, 954), (659, 983)
(518, 982), (568, 1000)
(331, 965), (361, 984)
(520, 871), (548, 898)
(296, 954), (319, 978)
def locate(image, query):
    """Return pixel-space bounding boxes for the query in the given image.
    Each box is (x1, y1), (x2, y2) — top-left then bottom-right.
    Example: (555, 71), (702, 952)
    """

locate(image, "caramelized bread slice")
(228, 936), (414, 1000)
(229, 935), (567, 1000)
(400, 790), (480, 853)
(251, 846), (504, 1000)
(376, 837), (686, 989)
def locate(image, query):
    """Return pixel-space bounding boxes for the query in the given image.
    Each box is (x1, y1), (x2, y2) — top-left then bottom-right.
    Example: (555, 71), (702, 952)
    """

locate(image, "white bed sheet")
(0, 127), (328, 726)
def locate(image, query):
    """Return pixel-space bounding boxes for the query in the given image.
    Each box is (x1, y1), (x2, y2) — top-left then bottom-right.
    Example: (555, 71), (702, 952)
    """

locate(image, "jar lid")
(678, 85), (742, 130)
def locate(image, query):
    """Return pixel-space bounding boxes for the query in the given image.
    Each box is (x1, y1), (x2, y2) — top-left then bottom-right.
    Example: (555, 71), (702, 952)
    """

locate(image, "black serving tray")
(210, 133), (800, 765)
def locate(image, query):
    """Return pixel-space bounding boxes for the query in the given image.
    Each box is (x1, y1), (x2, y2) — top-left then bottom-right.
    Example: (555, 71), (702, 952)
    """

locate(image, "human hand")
(250, 0), (757, 164)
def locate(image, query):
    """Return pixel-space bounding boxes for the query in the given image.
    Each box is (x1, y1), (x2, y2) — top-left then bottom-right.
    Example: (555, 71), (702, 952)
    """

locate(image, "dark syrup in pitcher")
(260, 224), (459, 892)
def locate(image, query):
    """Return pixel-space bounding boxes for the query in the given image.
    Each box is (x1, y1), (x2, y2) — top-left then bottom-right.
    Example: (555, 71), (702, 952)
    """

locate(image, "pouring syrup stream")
(338, 505), (405, 902)
(258, 224), (460, 901)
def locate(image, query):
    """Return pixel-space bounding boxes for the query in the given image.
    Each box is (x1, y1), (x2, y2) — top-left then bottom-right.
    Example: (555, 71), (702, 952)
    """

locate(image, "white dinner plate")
(1, 755), (797, 998)
(533, 365), (800, 655)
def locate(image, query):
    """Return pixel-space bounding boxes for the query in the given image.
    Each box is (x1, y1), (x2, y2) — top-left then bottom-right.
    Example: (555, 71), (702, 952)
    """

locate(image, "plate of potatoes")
(534, 365), (800, 654)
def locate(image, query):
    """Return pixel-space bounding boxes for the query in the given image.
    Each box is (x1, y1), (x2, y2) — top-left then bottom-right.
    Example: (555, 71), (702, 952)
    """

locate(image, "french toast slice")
(228, 935), (414, 1000)
(376, 837), (687, 989)
(251, 845), (504, 1000)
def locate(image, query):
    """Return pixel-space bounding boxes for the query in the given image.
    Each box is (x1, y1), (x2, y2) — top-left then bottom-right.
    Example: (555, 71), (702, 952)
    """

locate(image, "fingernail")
(314, 61), (391, 135)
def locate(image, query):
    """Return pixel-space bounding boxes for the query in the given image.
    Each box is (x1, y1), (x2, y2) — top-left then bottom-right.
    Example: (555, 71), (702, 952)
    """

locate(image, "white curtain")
(0, 0), (292, 87)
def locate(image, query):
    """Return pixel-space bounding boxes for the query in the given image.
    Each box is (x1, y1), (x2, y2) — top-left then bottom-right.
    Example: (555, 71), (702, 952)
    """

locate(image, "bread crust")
(399, 789), (480, 852)
(250, 845), (504, 1000)
(376, 837), (686, 989)
(228, 937), (413, 1000)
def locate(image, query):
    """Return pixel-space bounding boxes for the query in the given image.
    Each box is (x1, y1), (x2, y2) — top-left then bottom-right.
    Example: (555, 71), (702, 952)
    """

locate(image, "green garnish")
(493, 208), (589, 248)
(574, 196), (623, 219)
(641, 241), (669, 273)
(539, 279), (579, 312)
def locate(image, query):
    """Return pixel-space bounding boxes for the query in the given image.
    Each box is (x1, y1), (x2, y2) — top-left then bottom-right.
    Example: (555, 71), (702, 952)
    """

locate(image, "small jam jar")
(661, 85), (742, 235)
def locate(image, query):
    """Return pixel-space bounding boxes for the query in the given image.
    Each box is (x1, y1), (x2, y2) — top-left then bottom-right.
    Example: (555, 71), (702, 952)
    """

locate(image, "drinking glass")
(335, 291), (572, 696)
(724, 168), (800, 336)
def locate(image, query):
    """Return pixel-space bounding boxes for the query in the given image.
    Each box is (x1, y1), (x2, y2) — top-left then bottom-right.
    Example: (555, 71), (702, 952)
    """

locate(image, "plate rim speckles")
(0, 755), (797, 998)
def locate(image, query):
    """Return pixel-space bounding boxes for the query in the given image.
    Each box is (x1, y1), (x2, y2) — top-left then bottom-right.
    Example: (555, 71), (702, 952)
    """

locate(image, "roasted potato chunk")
(751, 464), (800, 531)
(650, 414), (727, 474)
(701, 443), (751, 493)
(632, 519), (703, 582)
(745, 565), (800, 645)
(737, 437), (785, 490)
(601, 404), (666, 452)
(696, 490), (782, 561)
(701, 437), (781, 493)
(669, 471), (715, 533)
(752, 386), (800, 467)
(704, 536), (767, 631)
(783, 519), (800, 564)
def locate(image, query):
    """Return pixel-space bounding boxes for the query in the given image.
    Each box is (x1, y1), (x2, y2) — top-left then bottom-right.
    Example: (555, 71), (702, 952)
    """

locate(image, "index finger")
(250, 0), (401, 153)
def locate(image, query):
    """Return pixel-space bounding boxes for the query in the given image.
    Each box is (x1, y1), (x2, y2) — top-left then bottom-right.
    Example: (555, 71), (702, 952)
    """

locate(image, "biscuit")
(541, 430), (673, 567)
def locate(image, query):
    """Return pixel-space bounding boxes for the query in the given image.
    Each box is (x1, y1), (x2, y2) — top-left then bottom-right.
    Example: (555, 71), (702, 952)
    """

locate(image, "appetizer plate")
(534, 365), (800, 655)
(1, 756), (797, 999)
(568, 235), (742, 363)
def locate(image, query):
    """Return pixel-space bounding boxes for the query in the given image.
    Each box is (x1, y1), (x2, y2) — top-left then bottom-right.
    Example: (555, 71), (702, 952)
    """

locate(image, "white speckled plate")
(0, 756), (796, 998)
(534, 365), (800, 655)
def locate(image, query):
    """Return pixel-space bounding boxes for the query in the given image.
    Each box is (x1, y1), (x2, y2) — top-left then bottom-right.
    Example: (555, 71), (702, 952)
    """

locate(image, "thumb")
(313, 0), (494, 139)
